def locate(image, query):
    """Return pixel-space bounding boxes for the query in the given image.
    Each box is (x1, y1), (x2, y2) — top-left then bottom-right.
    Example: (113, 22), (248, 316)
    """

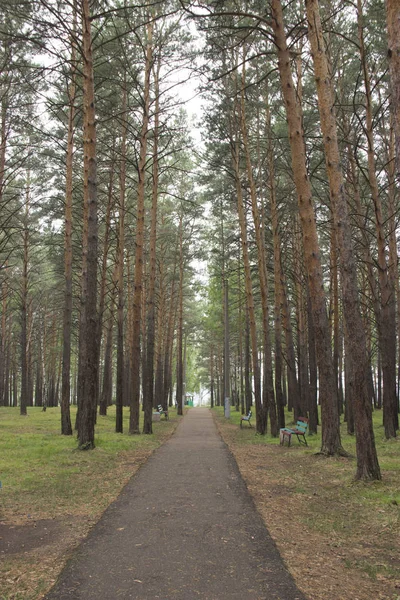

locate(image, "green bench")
(280, 417), (309, 446)
(240, 410), (252, 428)
(157, 404), (169, 420)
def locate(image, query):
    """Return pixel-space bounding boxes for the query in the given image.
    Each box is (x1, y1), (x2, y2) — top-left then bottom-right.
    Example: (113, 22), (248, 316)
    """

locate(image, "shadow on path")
(45, 408), (306, 600)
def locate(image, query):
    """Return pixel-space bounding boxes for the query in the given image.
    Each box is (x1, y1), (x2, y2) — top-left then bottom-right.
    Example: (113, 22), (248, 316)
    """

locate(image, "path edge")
(42, 412), (185, 599)
(210, 408), (310, 600)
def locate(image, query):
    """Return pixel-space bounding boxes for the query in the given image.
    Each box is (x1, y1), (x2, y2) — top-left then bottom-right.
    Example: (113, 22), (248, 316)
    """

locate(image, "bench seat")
(240, 410), (252, 428)
(157, 405), (169, 420)
(280, 417), (308, 446)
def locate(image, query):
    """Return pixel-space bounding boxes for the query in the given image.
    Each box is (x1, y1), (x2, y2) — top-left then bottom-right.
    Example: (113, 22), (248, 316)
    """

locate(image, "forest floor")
(1, 406), (399, 600)
(213, 407), (400, 600)
(0, 406), (181, 600)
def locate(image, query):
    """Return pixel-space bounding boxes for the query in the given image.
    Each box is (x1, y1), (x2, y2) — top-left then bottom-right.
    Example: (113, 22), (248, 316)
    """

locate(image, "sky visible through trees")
(0, 0), (399, 480)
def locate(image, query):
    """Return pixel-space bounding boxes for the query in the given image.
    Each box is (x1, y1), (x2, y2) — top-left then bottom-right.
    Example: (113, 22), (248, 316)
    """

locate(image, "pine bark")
(294, 223), (308, 420)
(61, 5), (77, 436)
(271, 0), (343, 455)
(244, 312), (252, 414)
(307, 290), (318, 433)
(358, 0), (397, 438)
(143, 55), (161, 434)
(305, 0), (381, 478)
(154, 247), (165, 410)
(77, 0), (98, 450)
(386, 0), (400, 179)
(240, 68), (277, 434)
(116, 82), (127, 435)
(176, 214), (184, 416)
(129, 21), (153, 434)
(267, 95), (285, 429)
(100, 306), (114, 417)
(97, 138), (116, 406)
(20, 171), (31, 417)
(232, 142), (263, 431)
(210, 347), (215, 409)
(163, 254), (178, 411)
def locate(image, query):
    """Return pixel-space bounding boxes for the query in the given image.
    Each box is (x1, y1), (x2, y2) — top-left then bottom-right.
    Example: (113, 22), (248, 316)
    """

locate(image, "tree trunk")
(240, 64), (276, 434)
(154, 250), (165, 410)
(77, 0), (98, 450)
(280, 268), (299, 414)
(237, 250), (245, 416)
(386, 0), (400, 179)
(358, 0), (397, 438)
(229, 113), (263, 433)
(271, 0), (343, 455)
(268, 94), (285, 429)
(61, 4), (77, 436)
(116, 81), (127, 434)
(210, 346), (214, 409)
(307, 291), (318, 433)
(129, 20), (153, 435)
(163, 257), (178, 411)
(344, 321), (355, 435)
(330, 217), (341, 416)
(294, 222), (308, 420)
(100, 309), (113, 417)
(176, 214), (184, 416)
(20, 172), (30, 417)
(143, 54), (161, 434)
(305, 0), (381, 478)
(98, 137), (116, 409)
(244, 311), (252, 413)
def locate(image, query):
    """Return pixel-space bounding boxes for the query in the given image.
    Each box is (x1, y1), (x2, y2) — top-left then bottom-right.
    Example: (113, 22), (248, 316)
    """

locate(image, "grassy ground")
(213, 406), (400, 600)
(0, 405), (181, 600)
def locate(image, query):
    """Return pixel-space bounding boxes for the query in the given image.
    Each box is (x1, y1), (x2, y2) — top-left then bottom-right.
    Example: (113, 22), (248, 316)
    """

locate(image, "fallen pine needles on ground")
(213, 406), (400, 600)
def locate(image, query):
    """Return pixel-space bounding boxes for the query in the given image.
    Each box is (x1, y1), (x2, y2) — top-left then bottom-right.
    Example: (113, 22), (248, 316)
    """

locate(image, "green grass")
(213, 404), (400, 474)
(0, 405), (180, 521)
(0, 405), (182, 599)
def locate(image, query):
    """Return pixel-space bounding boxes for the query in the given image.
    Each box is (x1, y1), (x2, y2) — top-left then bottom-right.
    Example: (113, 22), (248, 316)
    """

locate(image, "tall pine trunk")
(77, 0), (98, 450)
(231, 127), (263, 433)
(143, 55), (161, 434)
(116, 81), (127, 434)
(305, 0), (381, 478)
(240, 64), (277, 434)
(358, 0), (397, 438)
(129, 21), (153, 434)
(176, 214), (184, 416)
(270, 0), (343, 455)
(61, 4), (77, 436)
(386, 0), (400, 179)
(20, 177), (30, 417)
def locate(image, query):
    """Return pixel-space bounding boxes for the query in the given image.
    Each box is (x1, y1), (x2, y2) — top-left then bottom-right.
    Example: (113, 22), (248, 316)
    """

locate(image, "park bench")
(240, 410), (252, 428)
(157, 404), (169, 420)
(280, 417), (309, 447)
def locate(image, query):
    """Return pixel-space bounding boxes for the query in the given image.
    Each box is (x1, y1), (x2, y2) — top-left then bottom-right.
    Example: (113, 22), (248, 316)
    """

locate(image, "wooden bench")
(280, 417), (309, 446)
(240, 410), (252, 428)
(157, 404), (169, 420)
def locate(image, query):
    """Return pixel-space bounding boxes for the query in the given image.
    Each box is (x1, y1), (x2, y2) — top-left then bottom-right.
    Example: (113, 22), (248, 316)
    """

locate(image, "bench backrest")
(248, 410), (252, 419)
(296, 417), (308, 433)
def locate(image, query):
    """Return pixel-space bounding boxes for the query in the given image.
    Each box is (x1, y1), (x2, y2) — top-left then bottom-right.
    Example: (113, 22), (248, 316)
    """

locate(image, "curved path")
(46, 408), (306, 600)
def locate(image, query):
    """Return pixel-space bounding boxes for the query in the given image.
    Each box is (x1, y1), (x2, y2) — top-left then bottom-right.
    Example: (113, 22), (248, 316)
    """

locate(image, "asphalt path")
(45, 408), (306, 600)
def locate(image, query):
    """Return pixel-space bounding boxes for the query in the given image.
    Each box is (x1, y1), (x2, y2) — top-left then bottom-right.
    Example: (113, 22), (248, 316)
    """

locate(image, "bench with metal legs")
(240, 410), (252, 428)
(280, 417), (309, 446)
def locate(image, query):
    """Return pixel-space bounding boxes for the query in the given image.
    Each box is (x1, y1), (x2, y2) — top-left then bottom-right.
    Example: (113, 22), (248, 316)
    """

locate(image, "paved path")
(46, 409), (306, 600)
